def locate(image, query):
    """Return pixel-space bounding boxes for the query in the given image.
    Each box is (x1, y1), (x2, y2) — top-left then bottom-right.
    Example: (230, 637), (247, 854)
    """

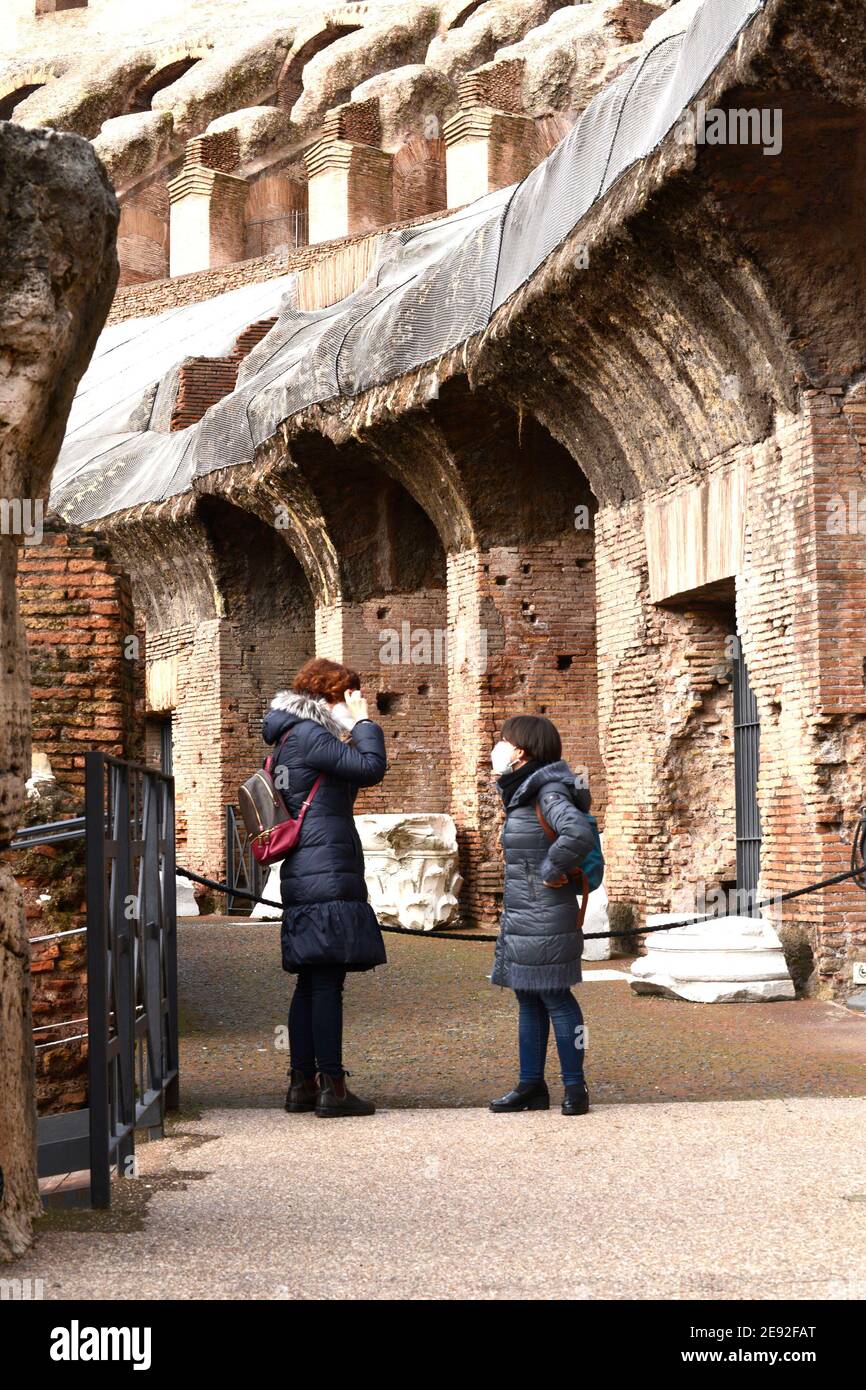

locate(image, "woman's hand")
(543, 873), (569, 888)
(344, 688), (369, 724)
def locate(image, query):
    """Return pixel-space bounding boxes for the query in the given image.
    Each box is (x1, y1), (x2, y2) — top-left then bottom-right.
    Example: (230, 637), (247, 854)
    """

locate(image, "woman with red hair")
(262, 657), (387, 1117)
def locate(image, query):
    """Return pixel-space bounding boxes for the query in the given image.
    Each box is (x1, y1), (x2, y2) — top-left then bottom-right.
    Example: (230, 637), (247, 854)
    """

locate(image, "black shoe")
(285, 1068), (317, 1113)
(562, 1082), (590, 1116)
(489, 1080), (550, 1113)
(315, 1071), (375, 1118)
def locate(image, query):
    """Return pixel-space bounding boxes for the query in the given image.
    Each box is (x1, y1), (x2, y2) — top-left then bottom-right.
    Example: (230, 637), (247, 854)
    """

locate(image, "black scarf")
(497, 758), (543, 807)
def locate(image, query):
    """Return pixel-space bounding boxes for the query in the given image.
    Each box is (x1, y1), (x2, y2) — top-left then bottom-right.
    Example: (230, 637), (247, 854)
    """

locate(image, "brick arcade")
(7, 0), (866, 1035)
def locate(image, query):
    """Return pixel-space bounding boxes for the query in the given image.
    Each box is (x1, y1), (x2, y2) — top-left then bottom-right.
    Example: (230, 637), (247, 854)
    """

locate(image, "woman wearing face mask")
(489, 714), (597, 1117)
(262, 658), (387, 1118)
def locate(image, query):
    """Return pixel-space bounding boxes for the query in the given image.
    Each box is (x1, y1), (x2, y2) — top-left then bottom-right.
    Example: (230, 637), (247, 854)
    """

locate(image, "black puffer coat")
(262, 691), (387, 974)
(491, 760), (596, 992)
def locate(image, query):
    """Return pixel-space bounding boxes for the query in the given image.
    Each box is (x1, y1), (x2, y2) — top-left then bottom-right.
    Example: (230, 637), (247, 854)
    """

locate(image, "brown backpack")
(238, 729), (322, 867)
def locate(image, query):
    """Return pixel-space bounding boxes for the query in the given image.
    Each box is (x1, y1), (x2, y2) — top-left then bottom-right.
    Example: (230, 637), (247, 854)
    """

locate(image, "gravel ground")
(15, 1097), (866, 1300)
(12, 921), (865, 1302)
(177, 920), (866, 1111)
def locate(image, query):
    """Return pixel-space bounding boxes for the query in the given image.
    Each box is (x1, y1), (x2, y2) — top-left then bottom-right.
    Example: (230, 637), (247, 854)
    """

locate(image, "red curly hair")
(293, 657), (361, 705)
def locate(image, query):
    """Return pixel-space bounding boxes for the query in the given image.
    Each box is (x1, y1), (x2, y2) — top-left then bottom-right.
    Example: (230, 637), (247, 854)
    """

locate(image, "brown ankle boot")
(315, 1070), (375, 1118)
(285, 1068), (317, 1113)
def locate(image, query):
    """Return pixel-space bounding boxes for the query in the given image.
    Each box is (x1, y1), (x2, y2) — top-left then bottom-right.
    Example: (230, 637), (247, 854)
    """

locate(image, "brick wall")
(107, 205), (461, 324)
(169, 317), (277, 430)
(392, 138), (447, 222)
(14, 522), (140, 1112)
(596, 396), (866, 990)
(19, 525), (139, 800)
(341, 590), (450, 816)
(447, 532), (603, 929)
(117, 180), (169, 288)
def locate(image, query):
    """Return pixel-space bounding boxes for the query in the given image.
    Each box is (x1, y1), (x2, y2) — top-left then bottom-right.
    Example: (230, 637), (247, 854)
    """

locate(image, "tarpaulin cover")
(51, 0), (765, 526)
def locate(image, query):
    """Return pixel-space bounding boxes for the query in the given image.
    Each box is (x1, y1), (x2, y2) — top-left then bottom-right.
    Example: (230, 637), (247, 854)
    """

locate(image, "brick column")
(168, 133), (247, 277)
(19, 524), (139, 801)
(316, 590), (450, 816)
(742, 391), (866, 990)
(443, 107), (541, 207)
(304, 99), (393, 245)
(447, 533), (603, 929)
(304, 140), (393, 244)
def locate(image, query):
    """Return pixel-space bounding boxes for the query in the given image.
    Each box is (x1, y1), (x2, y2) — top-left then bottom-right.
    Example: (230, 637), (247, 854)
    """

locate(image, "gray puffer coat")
(491, 760), (595, 992)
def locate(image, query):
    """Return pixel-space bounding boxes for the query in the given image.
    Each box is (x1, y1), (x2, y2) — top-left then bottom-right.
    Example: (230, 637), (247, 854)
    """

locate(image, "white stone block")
(356, 813), (462, 932)
(582, 880), (611, 961)
(175, 873), (200, 918)
(629, 914), (795, 1002)
(251, 865), (282, 920)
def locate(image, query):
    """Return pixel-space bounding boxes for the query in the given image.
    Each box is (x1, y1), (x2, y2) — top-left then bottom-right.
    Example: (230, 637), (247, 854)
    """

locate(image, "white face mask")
(491, 740), (518, 775)
(330, 700), (356, 732)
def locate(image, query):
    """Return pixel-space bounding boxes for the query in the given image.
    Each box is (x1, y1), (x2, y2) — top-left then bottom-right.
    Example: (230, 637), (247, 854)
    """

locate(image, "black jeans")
(288, 964), (347, 1078)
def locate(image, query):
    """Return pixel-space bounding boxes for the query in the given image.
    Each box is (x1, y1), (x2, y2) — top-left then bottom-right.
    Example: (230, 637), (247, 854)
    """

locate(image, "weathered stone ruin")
(0, 120), (117, 1258)
(3, 6), (866, 1225)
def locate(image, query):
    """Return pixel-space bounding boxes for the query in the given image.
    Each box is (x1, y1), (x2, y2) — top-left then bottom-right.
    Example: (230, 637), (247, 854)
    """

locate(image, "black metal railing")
(19, 755), (179, 1208)
(225, 804), (264, 916)
(85, 752), (179, 1205)
(10, 815), (85, 850)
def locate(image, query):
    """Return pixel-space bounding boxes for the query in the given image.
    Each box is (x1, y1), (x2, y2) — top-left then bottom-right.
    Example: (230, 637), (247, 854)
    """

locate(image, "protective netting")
(51, 0), (765, 527)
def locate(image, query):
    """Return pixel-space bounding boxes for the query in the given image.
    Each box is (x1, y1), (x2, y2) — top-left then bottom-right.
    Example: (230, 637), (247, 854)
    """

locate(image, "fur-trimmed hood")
(263, 689), (346, 744)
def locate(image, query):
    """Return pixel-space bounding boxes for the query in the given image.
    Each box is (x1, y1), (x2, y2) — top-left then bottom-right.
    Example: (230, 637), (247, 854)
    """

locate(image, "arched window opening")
(0, 84), (45, 121)
(276, 26), (362, 112)
(129, 58), (201, 114)
(449, 1), (488, 29)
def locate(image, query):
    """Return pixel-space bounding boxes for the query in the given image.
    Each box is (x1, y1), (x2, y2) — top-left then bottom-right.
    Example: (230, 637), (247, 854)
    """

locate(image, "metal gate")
(225, 804), (264, 915)
(733, 644), (762, 912)
(29, 753), (179, 1207)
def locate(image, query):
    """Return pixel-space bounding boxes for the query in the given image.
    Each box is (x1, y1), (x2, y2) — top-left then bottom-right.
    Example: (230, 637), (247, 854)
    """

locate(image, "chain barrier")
(176, 806), (866, 944)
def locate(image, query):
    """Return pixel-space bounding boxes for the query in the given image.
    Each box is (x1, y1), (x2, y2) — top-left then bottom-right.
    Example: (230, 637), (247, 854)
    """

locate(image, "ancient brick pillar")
(19, 522), (140, 801)
(444, 108), (542, 206)
(443, 66), (540, 207)
(168, 133), (247, 277)
(740, 392), (866, 991)
(446, 533), (603, 930)
(304, 101), (393, 244)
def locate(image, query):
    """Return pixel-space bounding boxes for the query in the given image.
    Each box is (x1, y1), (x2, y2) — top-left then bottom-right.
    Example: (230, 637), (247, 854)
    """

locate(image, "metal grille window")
(733, 644), (761, 911)
(160, 718), (173, 776)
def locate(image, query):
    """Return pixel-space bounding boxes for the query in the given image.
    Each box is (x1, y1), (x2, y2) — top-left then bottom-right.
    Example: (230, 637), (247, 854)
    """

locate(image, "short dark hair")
(501, 714), (562, 764)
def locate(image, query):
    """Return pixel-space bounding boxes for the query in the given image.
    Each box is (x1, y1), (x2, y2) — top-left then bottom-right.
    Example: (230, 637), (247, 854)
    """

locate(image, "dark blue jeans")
(288, 965), (347, 1078)
(516, 988), (586, 1087)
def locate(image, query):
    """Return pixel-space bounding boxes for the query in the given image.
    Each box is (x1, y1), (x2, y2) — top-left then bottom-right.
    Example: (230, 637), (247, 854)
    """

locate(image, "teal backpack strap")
(534, 800), (591, 928)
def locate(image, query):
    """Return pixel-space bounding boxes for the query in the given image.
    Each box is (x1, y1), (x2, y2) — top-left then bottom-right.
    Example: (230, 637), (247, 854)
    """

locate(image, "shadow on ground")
(177, 920), (866, 1110)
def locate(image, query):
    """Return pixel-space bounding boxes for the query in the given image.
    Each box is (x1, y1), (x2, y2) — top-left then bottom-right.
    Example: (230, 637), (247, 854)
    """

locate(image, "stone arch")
(0, 82), (47, 121)
(288, 428), (451, 817)
(194, 491), (316, 704)
(276, 24), (363, 113)
(195, 447), (343, 609)
(448, 2), (490, 31)
(128, 54), (205, 115)
(104, 492), (317, 880)
(406, 378), (603, 926)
